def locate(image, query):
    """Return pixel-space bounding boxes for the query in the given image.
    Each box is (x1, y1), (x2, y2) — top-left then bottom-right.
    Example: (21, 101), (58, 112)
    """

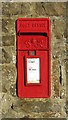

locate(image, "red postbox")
(17, 18), (51, 98)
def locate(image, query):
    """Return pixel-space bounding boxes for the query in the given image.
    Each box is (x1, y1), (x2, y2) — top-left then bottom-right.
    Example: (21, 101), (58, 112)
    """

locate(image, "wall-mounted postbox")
(17, 18), (51, 98)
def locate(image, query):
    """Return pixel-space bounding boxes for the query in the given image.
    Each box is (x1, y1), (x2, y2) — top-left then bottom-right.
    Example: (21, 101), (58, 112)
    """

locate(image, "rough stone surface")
(2, 64), (16, 93)
(2, 46), (16, 64)
(0, 47), (2, 64)
(2, 3), (21, 17)
(2, 3), (66, 17)
(2, 18), (15, 35)
(32, 3), (66, 17)
(0, 36), (2, 47)
(1, 2), (67, 119)
(52, 18), (66, 39)
(2, 35), (15, 46)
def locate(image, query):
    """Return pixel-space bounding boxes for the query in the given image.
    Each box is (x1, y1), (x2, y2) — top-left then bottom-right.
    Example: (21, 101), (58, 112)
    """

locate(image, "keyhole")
(31, 51), (36, 56)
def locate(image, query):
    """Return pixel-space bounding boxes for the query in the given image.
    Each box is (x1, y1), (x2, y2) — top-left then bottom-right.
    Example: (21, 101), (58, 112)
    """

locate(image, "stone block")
(11, 99), (61, 115)
(2, 64), (16, 93)
(1, 93), (12, 115)
(52, 59), (60, 74)
(51, 57), (60, 97)
(66, 71), (68, 85)
(2, 3), (21, 17)
(21, 3), (31, 16)
(0, 36), (2, 47)
(52, 18), (66, 39)
(0, 47), (2, 64)
(60, 89), (65, 99)
(2, 35), (15, 46)
(2, 18), (15, 35)
(52, 42), (66, 61)
(52, 74), (59, 97)
(2, 46), (16, 64)
(2, 3), (10, 17)
(0, 3), (2, 17)
(0, 65), (2, 93)
(42, 3), (66, 16)
(10, 83), (16, 97)
(2, 3), (66, 18)
(34, 3), (45, 16)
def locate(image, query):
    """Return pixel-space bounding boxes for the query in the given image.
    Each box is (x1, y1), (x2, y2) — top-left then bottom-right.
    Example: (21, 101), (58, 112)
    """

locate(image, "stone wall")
(1, 2), (67, 119)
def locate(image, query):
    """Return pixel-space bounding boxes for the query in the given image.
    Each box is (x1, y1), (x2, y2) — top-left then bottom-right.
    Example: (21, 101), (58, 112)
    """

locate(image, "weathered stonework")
(2, 18), (15, 35)
(2, 35), (15, 46)
(2, 2), (67, 119)
(35, 3), (66, 16)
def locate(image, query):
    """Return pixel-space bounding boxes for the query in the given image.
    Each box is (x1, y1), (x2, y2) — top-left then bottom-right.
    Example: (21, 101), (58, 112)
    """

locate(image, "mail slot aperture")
(17, 18), (51, 98)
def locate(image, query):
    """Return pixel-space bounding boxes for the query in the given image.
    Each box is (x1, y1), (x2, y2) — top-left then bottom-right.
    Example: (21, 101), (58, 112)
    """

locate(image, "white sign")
(27, 58), (40, 83)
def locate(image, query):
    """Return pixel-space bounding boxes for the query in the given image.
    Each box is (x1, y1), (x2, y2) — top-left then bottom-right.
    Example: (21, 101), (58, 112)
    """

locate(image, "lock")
(17, 18), (51, 98)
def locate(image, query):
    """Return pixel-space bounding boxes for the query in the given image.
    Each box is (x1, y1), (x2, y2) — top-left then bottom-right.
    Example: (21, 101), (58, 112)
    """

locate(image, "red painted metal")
(17, 18), (51, 98)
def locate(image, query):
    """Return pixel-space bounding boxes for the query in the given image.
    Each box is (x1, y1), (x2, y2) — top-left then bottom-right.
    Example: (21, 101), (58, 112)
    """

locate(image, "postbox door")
(17, 50), (50, 98)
